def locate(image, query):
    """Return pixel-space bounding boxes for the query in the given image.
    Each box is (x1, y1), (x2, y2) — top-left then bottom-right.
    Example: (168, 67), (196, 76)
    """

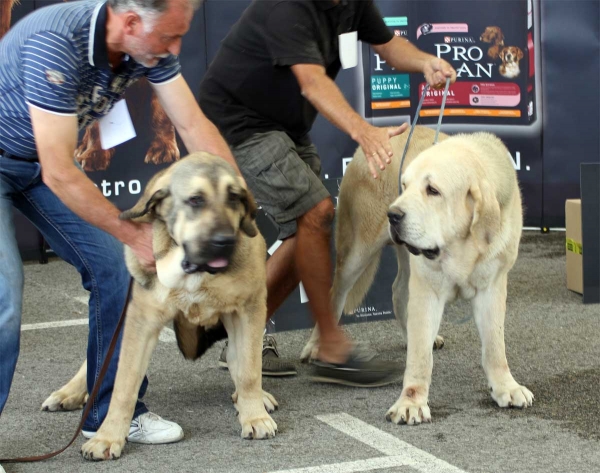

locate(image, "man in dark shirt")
(200, 0), (456, 386)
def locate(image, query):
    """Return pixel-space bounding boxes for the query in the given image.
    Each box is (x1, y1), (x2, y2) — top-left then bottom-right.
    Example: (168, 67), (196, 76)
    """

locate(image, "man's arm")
(150, 75), (241, 174)
(373, 36), (456, 89)
(292, 64), (407, 179)
(29, 106), (155, 268)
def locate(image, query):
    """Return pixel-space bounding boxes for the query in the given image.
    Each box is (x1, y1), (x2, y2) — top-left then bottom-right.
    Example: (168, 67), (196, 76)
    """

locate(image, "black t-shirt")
(199, 0), (393, 147)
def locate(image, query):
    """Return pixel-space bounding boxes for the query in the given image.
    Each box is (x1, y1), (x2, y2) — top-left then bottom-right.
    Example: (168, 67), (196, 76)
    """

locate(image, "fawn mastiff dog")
(43, 152), (277, 460)
(301, 126), (533, 424)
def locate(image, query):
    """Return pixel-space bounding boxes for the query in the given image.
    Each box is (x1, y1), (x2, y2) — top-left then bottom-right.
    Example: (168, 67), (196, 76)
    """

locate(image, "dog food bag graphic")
(362, 3), (412, 127)
(526, 0), (536, 120)
(410, 0), (535, 125)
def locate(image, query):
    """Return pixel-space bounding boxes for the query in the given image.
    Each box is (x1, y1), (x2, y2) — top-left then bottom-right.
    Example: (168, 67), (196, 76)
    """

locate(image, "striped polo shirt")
(0, 0), (181, 159)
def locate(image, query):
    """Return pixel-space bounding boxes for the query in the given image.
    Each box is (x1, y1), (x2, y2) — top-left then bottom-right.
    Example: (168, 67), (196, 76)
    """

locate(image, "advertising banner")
(8, 1), (598, 330)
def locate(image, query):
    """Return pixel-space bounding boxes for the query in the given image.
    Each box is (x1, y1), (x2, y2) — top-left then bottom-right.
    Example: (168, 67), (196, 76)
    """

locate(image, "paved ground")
(1, 232), (599, 473)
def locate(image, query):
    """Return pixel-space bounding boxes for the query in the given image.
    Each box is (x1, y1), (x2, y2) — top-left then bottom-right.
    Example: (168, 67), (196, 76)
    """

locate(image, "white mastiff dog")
(302, 126), (533, 424)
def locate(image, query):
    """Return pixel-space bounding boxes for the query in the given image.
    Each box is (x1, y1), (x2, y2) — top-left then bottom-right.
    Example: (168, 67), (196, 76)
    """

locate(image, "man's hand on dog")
(129, 223), (157, 272)
(356, 122), (409, 179)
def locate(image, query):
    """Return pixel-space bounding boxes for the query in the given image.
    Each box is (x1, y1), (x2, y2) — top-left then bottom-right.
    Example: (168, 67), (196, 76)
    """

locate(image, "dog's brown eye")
(427, 185), (440, 196)
(187, 196), (205, 208)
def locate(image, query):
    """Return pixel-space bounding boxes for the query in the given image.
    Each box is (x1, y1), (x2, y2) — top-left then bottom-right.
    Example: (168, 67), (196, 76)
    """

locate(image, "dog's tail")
(173, 316), (228, 361)
(340, 253), (381, 314)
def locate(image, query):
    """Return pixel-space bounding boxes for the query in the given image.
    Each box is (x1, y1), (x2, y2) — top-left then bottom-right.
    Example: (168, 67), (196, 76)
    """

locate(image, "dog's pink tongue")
(207, 258), (228, 268)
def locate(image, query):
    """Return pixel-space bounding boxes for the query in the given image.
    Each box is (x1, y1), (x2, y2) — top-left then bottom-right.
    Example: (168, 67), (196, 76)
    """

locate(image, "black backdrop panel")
(540, 0), (600, 228)
(7, 1), (598, 332)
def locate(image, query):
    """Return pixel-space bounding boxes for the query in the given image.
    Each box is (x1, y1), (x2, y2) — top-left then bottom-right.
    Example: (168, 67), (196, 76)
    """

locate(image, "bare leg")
(295, 198), (352, 363)
(265, 237), (299, 319)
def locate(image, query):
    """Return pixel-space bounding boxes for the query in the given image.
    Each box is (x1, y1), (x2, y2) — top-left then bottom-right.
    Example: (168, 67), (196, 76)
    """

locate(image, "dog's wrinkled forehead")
(405, 141), (474, 189)
(169, 155), (238, 198)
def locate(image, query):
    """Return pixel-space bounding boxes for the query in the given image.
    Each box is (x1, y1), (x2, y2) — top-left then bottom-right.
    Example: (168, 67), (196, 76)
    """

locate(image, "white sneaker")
(82, 412), (184, 445)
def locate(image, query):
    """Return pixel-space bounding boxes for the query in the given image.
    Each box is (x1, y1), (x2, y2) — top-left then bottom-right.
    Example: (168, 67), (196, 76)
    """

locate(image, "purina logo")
(444, 36), (477, 43)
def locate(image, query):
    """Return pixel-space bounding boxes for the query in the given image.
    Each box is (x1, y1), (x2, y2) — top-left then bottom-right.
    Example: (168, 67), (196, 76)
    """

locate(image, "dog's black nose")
(387, 211), (405, 225)
(210, 234), (235, 248)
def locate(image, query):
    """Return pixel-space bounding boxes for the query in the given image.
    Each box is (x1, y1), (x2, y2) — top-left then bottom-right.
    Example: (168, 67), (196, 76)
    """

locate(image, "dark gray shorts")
(232, 131), (331, 240)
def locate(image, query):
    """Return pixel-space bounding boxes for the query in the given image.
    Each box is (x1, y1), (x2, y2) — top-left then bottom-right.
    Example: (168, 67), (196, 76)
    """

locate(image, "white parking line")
(21, 318), (176, 344)
(267, 456), (416, 473)
(21, 318), (88, 331)
(74, 295), (88, 305)
(269, 413), (467, 473)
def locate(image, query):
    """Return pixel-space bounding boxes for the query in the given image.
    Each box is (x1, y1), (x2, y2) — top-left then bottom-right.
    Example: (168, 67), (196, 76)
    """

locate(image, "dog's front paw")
(433, 335), (445, 350)
(41, 389), (88, 412)
(81, 435), (126, 461)
(491, 383), (534, 408)
(386, 387), (431, 425)
(240, 412), (278, 440)
(76, 147), (115, 171)
(145, 134), (180, 165)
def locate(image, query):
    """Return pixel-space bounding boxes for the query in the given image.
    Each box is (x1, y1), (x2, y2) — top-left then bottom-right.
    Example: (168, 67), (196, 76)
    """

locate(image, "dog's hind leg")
(41, 360), (88, 411)
(392, 245), (444, 351)
(392, 245), (410, 345)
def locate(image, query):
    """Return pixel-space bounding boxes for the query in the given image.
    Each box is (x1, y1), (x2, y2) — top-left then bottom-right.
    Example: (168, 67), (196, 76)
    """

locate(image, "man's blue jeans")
(0, 154), (148, 431)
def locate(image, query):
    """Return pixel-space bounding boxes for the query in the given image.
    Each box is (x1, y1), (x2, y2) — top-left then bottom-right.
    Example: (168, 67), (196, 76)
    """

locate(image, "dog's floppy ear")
(517, 48), (524, 60)
(239, 185), (259, 238)
(469, 178), (501, 250)
(119, 170), (171, 222)
(496, 28), (504, 44)
(120, 188), (170, 222)
(499, 47), (506, 62)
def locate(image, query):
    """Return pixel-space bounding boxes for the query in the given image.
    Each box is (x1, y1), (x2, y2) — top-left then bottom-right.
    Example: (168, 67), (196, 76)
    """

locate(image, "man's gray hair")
(108, 0), (201, 29)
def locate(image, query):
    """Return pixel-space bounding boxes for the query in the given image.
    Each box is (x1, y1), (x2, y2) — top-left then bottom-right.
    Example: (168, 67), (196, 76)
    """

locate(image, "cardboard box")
(565, 199), (583, 294)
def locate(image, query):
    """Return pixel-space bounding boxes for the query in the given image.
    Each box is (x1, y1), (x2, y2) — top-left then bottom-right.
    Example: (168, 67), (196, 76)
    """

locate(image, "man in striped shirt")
(0, 0), (241, 447)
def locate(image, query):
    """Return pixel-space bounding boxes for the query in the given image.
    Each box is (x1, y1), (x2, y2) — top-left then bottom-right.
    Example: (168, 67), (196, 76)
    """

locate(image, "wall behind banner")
(540, 0), (600, 229)
(11, 0), (594, 226)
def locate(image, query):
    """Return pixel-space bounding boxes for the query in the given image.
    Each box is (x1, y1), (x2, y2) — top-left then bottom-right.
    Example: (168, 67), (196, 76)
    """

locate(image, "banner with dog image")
(408, 0), (535, 125)
(7, 0), (597, 330)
